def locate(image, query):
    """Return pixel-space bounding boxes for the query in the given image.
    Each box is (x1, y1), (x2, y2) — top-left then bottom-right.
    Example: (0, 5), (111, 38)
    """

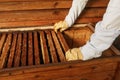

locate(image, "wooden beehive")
(0, 0), (120, 80)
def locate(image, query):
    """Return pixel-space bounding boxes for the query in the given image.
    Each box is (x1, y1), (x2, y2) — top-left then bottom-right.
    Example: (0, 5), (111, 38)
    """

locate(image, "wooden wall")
(0, 0), (109, 28)
(0, 0), (119, 49)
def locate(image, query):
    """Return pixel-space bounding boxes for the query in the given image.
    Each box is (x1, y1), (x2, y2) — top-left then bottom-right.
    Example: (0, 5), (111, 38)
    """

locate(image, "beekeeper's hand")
(66, 48), (83, 61)
(54, 21), (69, 32)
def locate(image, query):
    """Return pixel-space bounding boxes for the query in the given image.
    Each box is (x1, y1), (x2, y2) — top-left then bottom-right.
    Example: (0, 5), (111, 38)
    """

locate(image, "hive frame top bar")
(0, 23), (88, 32)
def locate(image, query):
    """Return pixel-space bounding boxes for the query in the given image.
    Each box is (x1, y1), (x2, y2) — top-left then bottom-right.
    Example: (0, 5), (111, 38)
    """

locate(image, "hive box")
(0, 0), (120, 80)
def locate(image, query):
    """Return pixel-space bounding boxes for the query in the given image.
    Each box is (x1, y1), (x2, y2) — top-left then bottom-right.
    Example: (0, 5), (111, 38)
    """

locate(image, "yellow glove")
(66, 48), (83, 61)
(54, 21), (68, 32)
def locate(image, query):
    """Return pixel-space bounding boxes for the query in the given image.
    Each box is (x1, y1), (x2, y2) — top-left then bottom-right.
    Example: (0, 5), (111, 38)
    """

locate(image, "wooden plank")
(33, 31), (40, 65)
(0, 58), (118, 79)
(0, 0), (107, 28)
(0, 8), (105, 23)
(0, 18), (102, 29)
(0, 0), (40, 2)
(102, 49), (114, 57)
(0, 1), (72, 11)
(0, 34), (6, 56)
(81, 8), (105, 18)
(114, 63), (120, 80)
(13, 33), (22, 67)
(0, 57), (119, 76)
(57, 32), (69, 52)
(86, 0), (109, 8)
(7, 33), (17, 68)
(0, 0), (109, 11)
(53, 71), (115, 80)
(45, 30), (58, 63)
(0, 20), (59, 29)
(0, 71), (115, 80)
(0, 0), (110, 6)
(0, 9), (68, 23)
(0, 33), (12, 69)
(28, 32), (33, 65)
(39, 31), (49, 64)
(51, 31), (65, 62)
(21, 32), (27, 66)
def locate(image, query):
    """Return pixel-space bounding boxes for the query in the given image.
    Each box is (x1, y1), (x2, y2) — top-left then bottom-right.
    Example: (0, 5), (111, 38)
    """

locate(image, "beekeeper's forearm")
(65, 0), (89, 27)
(81, 0), (120, 60)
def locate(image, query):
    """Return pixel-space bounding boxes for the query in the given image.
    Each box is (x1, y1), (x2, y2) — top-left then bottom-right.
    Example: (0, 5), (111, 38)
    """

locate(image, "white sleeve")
(81, 0), (120, 60)
(65, 0), (89, 27)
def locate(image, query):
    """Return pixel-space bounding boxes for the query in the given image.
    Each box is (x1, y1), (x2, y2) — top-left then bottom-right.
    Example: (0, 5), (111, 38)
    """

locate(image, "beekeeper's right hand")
(54, 21), (69, 33)
(66, 48), (83, 61)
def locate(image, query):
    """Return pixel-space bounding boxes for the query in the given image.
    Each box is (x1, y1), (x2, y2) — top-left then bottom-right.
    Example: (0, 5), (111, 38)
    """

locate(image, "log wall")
(0, 0), (109, 28)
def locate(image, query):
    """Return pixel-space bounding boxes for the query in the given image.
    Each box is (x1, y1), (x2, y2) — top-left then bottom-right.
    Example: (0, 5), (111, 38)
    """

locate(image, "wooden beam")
(0, 8), (105, 23)
(0, 1), (72, 11)
(0, 0), (109, 11)
(0, 57), (119, 80)
(28, 32), (34, 65)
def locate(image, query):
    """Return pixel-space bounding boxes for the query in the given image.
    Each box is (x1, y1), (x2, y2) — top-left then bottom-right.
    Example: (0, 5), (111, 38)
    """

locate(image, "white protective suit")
(65, 0), (120, 60)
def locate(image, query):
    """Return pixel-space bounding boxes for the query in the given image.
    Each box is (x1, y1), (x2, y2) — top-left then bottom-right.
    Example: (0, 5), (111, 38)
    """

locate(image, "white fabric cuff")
(80, 42), (102, 60)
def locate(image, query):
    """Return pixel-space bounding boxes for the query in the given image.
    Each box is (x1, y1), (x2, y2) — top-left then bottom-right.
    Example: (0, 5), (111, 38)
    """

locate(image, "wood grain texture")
(45, 31), (58, 63)
(114, 63), (120, 80)
(51, 31), (66, 62)
(0, 33), (12, 69)
(0, 8), (105, 23)
(33, 31), (40, 65)
(0, 0), (109, 28)
(39, 31), (50, 64)
(13, 33), (22, 67)
(28, 32), (33, 65)
(0, 18), (102, 28)
(57, 32), (69, 52)
(0, 1), (72, 11)
(7, 33), (17, 68)
(0, 34), (6, 56)
(0, 57), (119, 80)
(21, 32), (27, 66)
(0, 0), (109, 11)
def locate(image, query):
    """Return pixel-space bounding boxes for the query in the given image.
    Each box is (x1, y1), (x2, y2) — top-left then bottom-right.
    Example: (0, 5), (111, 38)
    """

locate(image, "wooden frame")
(0, 24), (120, 80)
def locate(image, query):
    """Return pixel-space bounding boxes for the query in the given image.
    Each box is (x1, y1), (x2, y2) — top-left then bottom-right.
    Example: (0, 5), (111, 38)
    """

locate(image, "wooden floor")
(0, 30), (69, 69)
